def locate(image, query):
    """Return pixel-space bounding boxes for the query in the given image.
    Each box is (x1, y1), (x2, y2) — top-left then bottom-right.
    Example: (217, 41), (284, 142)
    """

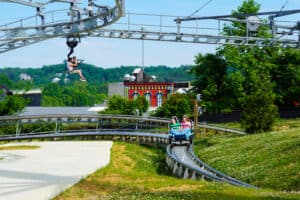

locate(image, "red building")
(123, 68), (173, 107)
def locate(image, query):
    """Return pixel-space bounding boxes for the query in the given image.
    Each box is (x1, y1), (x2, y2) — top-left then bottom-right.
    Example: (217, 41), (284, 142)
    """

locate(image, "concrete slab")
(0, 141), (112, 200)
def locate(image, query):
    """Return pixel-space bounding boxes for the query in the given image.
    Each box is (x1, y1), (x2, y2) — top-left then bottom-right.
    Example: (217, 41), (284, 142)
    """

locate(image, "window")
(145, 92), (151, 103)
(133, 91), (139, 100)
(157, 93), (162, 107)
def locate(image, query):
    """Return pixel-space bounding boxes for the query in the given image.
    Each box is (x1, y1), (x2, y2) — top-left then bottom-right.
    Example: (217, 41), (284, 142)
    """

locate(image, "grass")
(54, 142), (299, 200)
(0, 145), (40, 151)
(194, 129), (300, 191)
(211, 117), (300, 132)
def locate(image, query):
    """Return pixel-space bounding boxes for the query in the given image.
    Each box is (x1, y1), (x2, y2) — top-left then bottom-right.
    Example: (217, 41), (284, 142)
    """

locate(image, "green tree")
(154, 94), (193, 118)
(101, 95), (149, 115)
(134, 96), (149, 115)
(271, 49), (300, 108)
(0, 95), (28, 116)
(240, 89), (278, 133)
(219, 0), (278, 133)
(42, 82), (105, 106)
(191, 53), (236, 114)
(0, 74), (12, 87)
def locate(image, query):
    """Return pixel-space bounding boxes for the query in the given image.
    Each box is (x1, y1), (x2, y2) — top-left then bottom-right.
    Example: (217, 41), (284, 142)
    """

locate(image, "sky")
(0, 0), (300, 68)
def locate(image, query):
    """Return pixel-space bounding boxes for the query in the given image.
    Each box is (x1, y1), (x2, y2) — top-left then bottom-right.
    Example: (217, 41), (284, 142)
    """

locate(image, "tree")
(100, 95), (149, 115)
(219, 0), (278, 133)
(0, 95), (28, 116)
(240, 89), (278, 133)
(134, 96), (149, 114)
(0, 74), (12, 87)
(154, 94), (193, 118)
(191, 53), (237, 114)
(42, 82), (105, 106)
(270, 49), (300, 108)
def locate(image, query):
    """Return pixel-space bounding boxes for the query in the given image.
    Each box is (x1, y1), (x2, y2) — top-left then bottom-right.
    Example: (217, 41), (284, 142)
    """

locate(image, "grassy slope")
(214, 118), (300, 132)
(54, 142), (299, 200)
(194, 129), (300, 191)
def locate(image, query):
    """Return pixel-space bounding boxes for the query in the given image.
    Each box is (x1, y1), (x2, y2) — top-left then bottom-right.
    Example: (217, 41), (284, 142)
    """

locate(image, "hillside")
(54, 142), (299, 200)
(194, 129), (300, 191)
(0, 64), (194, 87)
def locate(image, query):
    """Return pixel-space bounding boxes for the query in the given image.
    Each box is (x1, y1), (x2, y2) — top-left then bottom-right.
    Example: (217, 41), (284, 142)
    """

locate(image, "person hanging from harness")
(65, 36), (86, 81)
(67, 56), (86, 81)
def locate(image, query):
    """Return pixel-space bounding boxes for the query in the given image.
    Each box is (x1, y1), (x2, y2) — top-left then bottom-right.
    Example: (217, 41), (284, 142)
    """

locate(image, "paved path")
(0, 141), (112, 200)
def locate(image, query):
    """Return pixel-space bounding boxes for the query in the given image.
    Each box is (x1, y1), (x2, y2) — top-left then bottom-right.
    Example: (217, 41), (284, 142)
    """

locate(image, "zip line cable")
(189, 0), (213, 17)
(280, 0), (289, 11)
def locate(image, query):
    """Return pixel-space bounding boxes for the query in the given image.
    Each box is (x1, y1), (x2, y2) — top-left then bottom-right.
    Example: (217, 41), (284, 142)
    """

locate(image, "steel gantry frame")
(0, 0), (125, 53)
(89, 10), (300, 48)
(0, 2), (300, 53)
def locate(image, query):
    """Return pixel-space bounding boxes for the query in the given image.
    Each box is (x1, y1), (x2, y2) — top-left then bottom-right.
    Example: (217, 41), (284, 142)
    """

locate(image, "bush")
(241, 90), (278, 133)
(0, 95), (28, 116)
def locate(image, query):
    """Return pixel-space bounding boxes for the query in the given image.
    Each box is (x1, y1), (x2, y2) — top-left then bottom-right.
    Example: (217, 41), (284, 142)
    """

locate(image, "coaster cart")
(168, 128), (193, 145)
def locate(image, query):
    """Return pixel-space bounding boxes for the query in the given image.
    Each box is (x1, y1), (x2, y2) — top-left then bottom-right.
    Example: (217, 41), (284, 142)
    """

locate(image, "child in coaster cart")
(169, 116), (180, 132)
(181, 115), (192, 129)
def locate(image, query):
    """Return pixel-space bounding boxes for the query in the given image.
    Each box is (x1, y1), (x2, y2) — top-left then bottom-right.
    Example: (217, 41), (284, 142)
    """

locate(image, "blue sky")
(0, 0), (300, 68)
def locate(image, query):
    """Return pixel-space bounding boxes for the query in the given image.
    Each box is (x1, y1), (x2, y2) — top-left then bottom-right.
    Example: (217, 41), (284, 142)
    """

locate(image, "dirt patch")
(111, 145), (135, 172)
(0, 145), (40, 150)
(149, 184), (202, 192)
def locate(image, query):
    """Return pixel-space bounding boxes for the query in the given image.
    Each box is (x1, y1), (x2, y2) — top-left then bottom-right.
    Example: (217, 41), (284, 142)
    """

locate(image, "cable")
(280, 0), (289, 11)
(189, 0), (213, 17)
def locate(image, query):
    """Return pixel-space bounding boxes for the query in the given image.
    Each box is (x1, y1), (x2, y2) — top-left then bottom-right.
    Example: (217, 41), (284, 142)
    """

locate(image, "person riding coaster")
(168, 115), (193, 145)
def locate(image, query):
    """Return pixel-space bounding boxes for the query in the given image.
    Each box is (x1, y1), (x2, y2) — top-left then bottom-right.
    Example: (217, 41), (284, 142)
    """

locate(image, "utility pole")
(194, 94), (202, 136)
(141, 27), (145, 68)
(194, 99), (198, 135)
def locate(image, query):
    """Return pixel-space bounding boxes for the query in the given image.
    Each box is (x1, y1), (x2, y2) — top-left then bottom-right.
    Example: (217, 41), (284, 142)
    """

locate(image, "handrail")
(0, 114), (169, 122)
(198, 123), (246, 135)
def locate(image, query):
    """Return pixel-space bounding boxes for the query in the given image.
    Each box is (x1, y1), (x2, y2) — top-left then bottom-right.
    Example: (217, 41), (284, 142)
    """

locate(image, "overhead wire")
(280, 0), (289, 11)
(189, 0), (213, 17)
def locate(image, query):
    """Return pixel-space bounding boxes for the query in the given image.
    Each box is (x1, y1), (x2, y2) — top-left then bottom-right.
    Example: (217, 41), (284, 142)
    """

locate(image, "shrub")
(241, 90), (278, 133)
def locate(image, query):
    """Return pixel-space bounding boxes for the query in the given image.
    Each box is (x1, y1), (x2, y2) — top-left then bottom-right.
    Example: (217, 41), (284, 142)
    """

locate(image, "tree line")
(0, 64), (194, 87)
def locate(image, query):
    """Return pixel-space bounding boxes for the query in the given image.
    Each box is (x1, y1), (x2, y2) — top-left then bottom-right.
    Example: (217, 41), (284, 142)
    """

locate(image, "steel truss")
(0, 3), (300, 53)
(0, 0), (125, 53)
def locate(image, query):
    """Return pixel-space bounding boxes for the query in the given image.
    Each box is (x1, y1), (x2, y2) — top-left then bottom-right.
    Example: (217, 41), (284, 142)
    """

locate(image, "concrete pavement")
(0, 141), (112, 200)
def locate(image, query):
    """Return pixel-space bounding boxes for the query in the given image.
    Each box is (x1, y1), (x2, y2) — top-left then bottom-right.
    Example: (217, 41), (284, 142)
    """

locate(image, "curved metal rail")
(0, 114), (255, 188)
(198, 123), (246, 135)
(166, 145), (257, 188)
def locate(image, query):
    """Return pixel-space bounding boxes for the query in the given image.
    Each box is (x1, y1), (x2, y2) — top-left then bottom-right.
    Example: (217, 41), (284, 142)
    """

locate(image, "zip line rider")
(65, 36), (86, 81)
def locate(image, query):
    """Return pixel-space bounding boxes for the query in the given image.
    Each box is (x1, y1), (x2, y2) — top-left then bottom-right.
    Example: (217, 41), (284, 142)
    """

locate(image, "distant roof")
(13, 89), (42, 95)
(132, 68), (142, 74)
(175, 88), (188, 94)
(19, 107), (99, 116)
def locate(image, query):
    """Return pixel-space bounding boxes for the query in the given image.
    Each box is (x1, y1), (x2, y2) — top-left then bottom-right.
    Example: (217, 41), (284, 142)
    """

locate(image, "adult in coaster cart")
(168, 115), (193, 145)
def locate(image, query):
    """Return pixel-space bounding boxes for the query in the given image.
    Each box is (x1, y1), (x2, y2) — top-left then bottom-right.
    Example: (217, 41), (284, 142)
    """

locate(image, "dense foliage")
(153, 94), (193, 118)
(0, 65), (193, 107)
(191, 0), (284, 132)
(100, 95), (149, 115)
(0, 64), (194, 88)
(0, 95), (28, 115)
(42, 82), (106, 106)
(191, 53), (234, 114)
